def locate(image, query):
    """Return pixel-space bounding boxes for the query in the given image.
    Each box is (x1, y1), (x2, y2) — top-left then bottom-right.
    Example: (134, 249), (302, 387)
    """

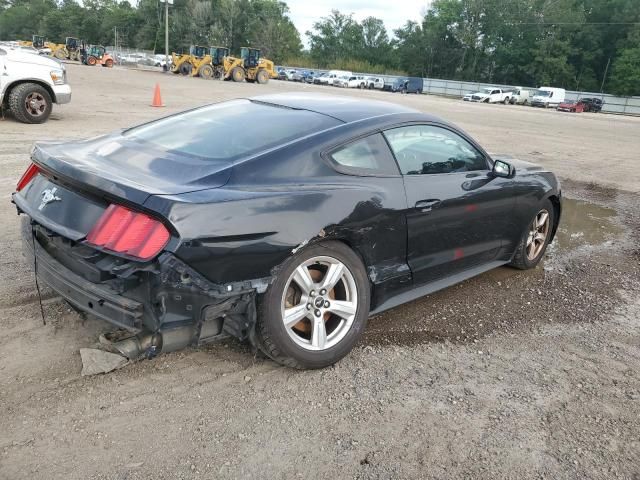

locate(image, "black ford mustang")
(13, 93), (561, 369)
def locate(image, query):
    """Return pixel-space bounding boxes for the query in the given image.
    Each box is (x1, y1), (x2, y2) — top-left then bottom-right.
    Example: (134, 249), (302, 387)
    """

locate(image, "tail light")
(17, 163), (40, 191)
(86, 204), (170, 261)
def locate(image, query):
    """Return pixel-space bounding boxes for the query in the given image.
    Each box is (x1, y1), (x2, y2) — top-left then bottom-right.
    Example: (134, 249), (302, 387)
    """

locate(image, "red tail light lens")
(16, 163), (40, 191)
(86, 204), (170, 261)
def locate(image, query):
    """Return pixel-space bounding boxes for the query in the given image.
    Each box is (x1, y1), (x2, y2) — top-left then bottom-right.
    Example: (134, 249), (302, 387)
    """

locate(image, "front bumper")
(53, 84), (72, 104)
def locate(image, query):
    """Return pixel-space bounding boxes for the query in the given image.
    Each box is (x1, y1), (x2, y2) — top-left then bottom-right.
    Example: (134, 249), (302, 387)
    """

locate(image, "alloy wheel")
(24, 92), (47, 117)
(526, 209), (550, 260)
(281, 256), (358, 351)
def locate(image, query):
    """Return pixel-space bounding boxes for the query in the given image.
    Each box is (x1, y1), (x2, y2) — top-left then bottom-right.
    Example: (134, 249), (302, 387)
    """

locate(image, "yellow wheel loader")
(222, 47), (277, 84)
(170, 45), (207, 75)
(193, 46), (229, 79)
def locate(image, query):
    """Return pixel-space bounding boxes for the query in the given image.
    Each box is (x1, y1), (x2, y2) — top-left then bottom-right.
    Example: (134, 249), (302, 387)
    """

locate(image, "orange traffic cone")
(151, 83), (164, 107)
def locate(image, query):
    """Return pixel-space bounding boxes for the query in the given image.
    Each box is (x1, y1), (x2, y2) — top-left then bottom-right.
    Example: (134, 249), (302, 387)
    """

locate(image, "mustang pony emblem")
(38, 187), (61, 211)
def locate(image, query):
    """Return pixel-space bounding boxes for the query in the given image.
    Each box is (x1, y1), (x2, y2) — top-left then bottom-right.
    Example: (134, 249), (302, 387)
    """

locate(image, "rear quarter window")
(328, 134), (399, 176)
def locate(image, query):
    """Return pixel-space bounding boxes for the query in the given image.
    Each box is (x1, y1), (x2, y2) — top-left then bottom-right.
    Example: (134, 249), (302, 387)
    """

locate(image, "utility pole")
(164, 0), (169, 71)
(600, 56), (611, 94)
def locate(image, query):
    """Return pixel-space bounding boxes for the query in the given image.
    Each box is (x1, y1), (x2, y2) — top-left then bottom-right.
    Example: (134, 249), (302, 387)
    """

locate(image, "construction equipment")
(65, 37), (83, 61)
(193, 46), (229, 79)
(82, 45), (114, 67)
(170, 45), (207, 75)
(222, 47), (277, 84)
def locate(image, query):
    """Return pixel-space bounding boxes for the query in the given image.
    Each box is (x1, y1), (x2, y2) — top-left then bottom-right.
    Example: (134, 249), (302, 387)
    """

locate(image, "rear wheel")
(8, 82), (53, 124)
(231, 66), (245, 82)
(510, 200), (555, 270)
(256, 69), (269, 84)
(87, 56), (97, 66)
(255, 241), (370, 369)
(198, 64), (214, 79)
(104, 58), (114, 68)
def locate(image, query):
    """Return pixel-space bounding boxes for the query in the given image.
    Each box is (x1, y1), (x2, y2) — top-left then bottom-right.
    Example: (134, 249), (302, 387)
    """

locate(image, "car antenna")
(30, 222), (46, 325)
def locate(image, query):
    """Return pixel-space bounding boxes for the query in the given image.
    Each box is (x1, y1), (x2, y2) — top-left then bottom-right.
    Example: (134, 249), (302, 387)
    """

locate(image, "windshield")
(534, 90), (551, 97)
(125, 100), (341, 162)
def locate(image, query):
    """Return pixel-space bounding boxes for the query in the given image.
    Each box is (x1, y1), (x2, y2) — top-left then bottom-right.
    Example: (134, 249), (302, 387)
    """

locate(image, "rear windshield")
(124, 99), (340, 161)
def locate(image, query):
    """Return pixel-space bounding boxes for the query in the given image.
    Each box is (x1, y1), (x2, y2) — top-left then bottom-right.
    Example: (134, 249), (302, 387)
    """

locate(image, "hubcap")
(526, 209), (550, 260)
(281, 256), (358, 351)
(25, 93), (46, 117)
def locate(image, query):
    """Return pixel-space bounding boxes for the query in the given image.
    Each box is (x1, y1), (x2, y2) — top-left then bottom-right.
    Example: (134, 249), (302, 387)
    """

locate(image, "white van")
(326, 70), (352, 86)
(509, 87), (533, 105)
(531, 87), (565, 108)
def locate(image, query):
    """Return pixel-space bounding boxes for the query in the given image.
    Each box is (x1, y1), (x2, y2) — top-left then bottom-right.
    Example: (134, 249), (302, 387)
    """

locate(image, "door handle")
(415, 199), (441, 212)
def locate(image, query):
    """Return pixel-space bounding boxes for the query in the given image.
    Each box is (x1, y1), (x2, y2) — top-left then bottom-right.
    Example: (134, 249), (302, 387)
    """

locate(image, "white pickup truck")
(470, 87), (512, 104)
(0, 45), (71, 123)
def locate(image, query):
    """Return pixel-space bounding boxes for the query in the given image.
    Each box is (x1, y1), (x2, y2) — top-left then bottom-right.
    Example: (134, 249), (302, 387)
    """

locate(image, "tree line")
(0, 0), (638, 95)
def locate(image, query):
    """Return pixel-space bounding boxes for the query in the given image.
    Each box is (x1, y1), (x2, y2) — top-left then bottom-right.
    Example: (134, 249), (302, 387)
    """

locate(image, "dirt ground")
(1, 64), (639, 480)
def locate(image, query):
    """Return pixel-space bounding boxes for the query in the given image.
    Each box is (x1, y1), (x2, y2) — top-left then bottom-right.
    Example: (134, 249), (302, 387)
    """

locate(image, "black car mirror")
(492, 159), (515, 178)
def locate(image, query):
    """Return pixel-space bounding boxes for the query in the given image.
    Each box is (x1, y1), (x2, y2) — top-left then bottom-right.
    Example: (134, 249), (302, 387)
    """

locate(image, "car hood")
(31, 132), (232, 204)
(6, 49), (63, 69)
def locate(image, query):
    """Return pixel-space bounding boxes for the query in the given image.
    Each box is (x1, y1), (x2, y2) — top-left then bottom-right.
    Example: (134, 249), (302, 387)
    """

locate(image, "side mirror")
(492, 159), (515, 178)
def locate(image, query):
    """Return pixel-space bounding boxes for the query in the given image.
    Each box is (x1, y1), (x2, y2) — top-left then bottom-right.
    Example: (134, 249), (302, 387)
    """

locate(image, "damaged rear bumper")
(21, 217), (270, 355)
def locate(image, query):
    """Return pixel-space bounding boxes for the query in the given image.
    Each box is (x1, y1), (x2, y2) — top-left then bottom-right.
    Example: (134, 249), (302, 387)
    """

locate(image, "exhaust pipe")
(104, 327), (194, 360)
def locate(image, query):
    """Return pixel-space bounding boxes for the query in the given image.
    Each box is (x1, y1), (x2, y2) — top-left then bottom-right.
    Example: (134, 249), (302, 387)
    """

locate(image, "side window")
(329, 133), (399, 176)
(383, 125), (488, 175)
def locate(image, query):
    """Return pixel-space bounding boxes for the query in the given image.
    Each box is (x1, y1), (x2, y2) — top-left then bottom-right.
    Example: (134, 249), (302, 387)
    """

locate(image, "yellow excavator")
(193, 46), (229, 79)
(222, 47), (278, 84)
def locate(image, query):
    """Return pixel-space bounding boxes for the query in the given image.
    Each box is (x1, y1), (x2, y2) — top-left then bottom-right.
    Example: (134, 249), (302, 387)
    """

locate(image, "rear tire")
(8, 82), (53, 124)
(255, 241), (370, 369)
(87, 56), (97, 66)
(104, 58), (113, 68)
(231, 66), (245, 82)
(256, 69), (269, 84)
(509, 199), (555, 270)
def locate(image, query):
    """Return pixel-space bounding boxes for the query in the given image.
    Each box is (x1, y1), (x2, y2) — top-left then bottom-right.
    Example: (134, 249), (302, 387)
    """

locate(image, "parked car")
(0, 45), (71, 123)
(285, 70), (302, 82)
(14, 93), (561, 369)
(579, 97), (604, 112)
(470, 87), (512, 104)
(314, 72), (329, 85)
(556, 97), (605, 113)
(509, 87), (533, 105)
(365, 77), (385, 90)
(325, 70), (352, 86)
(531, 87), (565, 108)
(556, 100), (585, 113)
(462, 93), (473, 101)
(277, 69), (287, 80)
(391, 77), (423, 94)
(335, 75), (367, 88)
(153, 54), (172, 68)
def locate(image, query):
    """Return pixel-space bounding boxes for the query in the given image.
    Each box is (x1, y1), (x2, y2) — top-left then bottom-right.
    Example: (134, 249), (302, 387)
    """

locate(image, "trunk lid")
(32, 132), (232, 205)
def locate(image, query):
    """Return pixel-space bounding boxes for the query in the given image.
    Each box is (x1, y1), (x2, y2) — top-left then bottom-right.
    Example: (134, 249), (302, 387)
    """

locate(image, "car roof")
(249, 93), (422, 123)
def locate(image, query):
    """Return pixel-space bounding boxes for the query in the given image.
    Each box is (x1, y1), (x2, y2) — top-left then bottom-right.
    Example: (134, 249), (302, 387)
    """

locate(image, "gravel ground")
(1, 64), (639, 479)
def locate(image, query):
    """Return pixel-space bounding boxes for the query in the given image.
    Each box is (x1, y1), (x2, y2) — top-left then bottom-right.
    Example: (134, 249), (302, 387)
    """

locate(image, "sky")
(285, 0), (431, 46)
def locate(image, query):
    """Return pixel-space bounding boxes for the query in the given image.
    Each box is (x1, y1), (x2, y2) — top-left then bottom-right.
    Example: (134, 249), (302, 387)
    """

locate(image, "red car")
(557, 100), (584, 113)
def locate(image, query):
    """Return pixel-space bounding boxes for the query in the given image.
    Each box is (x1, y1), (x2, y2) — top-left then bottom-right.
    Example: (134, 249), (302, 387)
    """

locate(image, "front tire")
(510, 200), (555, 270)
(255, 241), (370, 369)
(231, 66), (245, 82)
(256, 69), (269, 84)
(8, 83), (53, 124)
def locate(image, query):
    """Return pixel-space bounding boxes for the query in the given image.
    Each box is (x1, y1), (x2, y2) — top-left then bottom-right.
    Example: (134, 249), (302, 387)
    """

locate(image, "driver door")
(383, 124), (518, 285)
